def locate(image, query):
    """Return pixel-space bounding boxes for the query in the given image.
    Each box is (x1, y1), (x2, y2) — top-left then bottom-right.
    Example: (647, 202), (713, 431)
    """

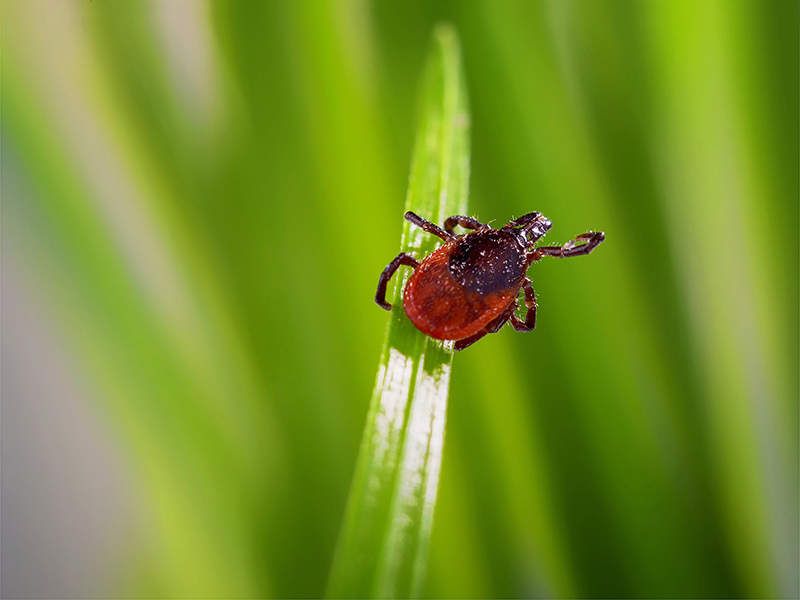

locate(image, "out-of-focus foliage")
(2, 1), (797, 598)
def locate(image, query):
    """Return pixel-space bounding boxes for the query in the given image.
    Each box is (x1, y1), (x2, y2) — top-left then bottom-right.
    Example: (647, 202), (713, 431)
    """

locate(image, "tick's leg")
(405, 211), (453, 241)
(507, 212), (542, 228)
(453, 329), (491, 351)
(534, 231), (605, 259)
(454, 309), (513, 351)
(444, 215), (485, 235)
(510, 277), (537, 331)
(375, 253), (419, 310)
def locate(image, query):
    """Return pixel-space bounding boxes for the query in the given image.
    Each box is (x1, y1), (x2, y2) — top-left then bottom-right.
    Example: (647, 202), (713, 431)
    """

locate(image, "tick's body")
(375, 211), (604, 350)
(404, 230), (524, 340)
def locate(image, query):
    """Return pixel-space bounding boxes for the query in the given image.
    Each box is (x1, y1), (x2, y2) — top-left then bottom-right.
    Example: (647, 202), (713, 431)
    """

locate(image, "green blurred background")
(2, 1), (797, 598)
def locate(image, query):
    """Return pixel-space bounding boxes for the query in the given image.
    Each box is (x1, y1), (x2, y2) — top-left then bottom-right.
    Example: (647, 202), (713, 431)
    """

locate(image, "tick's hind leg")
(454, 308), (514, 351)
(405, 211), (452, 241)
(444, 215), (485, 235)
(375, 253), (419, 310)
(510, 277), (537, 331)
(535, 231), (605, 258)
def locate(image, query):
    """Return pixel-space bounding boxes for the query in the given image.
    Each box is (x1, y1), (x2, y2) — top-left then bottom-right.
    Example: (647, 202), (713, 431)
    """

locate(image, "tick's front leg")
(534, 231), (605, 259)
(405, 211), (453, 241)
(443, 215), (485, 235)
(375, 253), (419, 310)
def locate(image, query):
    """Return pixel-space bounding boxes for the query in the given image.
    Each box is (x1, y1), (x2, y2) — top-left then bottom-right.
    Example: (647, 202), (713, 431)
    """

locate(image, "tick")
(375, 211), (605, 350)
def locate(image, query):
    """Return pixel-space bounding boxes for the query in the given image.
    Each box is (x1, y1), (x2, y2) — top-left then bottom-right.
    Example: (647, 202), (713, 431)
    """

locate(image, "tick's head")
(504, 211), (552, 246)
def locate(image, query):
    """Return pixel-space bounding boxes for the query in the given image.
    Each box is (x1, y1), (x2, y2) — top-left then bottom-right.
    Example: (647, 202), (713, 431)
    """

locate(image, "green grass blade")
(326, 24), (469, 599)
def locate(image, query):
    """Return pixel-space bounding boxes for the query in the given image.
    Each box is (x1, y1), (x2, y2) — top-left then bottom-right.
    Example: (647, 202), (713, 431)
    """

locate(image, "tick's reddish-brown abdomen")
(403, 241), (519, 341)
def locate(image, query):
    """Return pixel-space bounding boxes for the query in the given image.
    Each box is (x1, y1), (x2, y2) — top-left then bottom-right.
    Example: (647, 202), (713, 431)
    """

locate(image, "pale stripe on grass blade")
(326, 25), (469, 599)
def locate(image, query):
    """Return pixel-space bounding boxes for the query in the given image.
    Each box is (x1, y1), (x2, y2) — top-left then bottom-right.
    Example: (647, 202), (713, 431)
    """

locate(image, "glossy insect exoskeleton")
(375, 211), (605, 350)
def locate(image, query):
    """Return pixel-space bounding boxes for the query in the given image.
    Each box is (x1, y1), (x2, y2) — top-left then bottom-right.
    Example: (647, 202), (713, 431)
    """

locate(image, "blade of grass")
(326, 24), (469, 599)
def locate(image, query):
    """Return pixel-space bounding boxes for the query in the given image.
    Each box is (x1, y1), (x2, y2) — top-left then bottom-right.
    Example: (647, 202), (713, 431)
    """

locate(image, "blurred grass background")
(1, 1), (797, 598)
